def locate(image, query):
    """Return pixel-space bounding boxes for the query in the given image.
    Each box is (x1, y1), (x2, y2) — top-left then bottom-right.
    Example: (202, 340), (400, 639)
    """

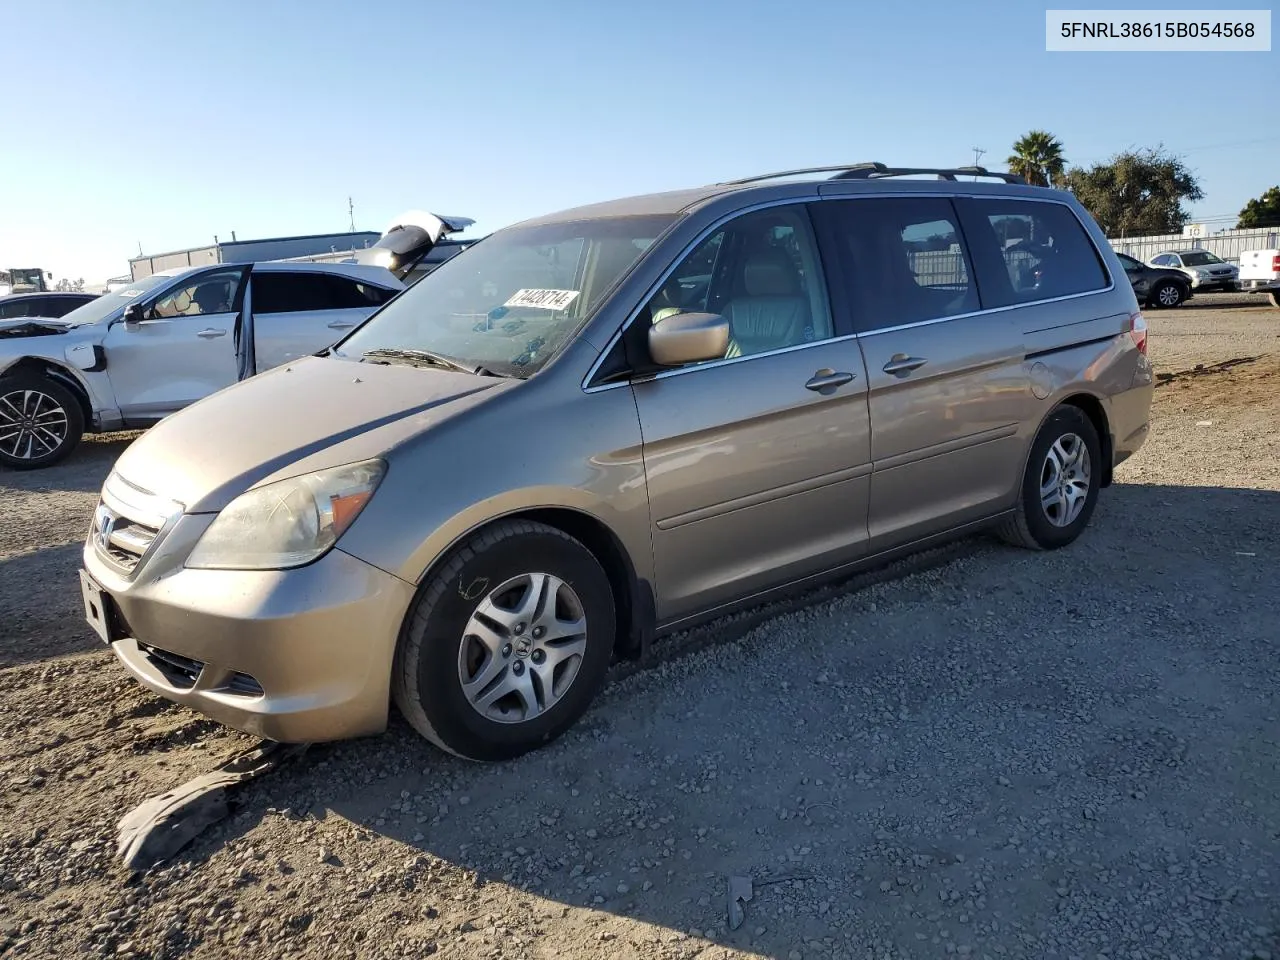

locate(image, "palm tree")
(1007, 131), (1067, 187)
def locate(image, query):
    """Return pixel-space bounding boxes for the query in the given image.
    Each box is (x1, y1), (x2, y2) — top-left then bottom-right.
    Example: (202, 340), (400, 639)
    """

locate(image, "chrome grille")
(91, 503), (160, 572)
(89, 472), (183, 576)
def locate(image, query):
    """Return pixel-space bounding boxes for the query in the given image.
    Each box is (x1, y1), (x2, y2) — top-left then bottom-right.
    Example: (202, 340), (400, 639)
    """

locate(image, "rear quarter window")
(959, 199), (1110, 309)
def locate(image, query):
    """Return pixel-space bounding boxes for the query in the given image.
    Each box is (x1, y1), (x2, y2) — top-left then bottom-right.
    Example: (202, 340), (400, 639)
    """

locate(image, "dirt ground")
(2, 293), (1278, 960)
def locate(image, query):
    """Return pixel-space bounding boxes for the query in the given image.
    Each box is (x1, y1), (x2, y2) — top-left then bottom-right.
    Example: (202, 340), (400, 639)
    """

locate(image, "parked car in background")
(1115, 252), (1192, 308)
(0, 261), (403, 468)
(1238, 248), (1280, 307)
(1148, 250), (1240, 292)
(78, 162), (1153, 762)
(0, 291), (99, 320)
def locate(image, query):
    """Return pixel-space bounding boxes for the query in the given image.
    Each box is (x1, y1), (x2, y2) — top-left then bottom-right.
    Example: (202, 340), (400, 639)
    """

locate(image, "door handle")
(882, 354), (927, 376)
(327, 320), (356, 330)
(196, 328), (227, 339)
(804, 369), (855, 392)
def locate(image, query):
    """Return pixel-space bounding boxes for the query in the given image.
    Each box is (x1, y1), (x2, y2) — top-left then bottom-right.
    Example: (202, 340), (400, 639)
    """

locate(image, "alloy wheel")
(0, 389), (69, 461)
(1157, 284), (1181, 307)
(1039, 432), (1091, 528)
(457, 573), (588, 724)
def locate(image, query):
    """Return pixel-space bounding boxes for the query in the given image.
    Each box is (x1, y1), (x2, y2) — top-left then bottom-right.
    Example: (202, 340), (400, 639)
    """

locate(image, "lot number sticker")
(504, 288), (580, 311)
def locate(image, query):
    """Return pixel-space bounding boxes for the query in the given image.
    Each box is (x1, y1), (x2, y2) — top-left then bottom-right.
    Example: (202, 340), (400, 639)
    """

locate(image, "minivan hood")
(112, 356), (504, 513)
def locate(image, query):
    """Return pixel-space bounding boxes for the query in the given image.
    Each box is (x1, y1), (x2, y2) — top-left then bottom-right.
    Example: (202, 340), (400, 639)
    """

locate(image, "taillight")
(1126, 311), (1148, 355)
(1272, 254), (1280, 273)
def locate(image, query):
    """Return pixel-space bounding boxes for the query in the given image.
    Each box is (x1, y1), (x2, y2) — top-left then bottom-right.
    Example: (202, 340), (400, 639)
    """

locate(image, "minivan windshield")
(1181, 251), (1226, 266)
(334, 214), (677, 377)
(57, 273), (173, 326)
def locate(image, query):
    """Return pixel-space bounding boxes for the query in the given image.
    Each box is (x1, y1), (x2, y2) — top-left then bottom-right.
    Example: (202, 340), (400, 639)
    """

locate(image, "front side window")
(641, 204), (834, 361)
(966, 200), (1109, 306)
(336, 214), (676, 377)
(150, 268), (244, 319)
(0, 299), (34, 319)
(815, 197), (978, 329)
(1117, 253), (1143, 272)
(1181, 250), (1224, 267)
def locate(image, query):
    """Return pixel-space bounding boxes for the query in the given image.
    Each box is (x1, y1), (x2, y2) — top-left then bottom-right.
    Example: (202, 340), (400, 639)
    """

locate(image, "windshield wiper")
(360, 347), (515, 379)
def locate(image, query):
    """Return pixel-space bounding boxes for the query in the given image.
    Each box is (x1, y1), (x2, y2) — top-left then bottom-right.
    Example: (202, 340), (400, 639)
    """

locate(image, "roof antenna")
(971, 147), (986, 180)
(348, 196), (356, 233)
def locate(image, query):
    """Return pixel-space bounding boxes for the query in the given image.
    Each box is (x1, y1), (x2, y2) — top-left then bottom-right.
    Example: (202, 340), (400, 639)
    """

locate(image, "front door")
(630, 203), (872, 623)
(102, 266), (247, 422)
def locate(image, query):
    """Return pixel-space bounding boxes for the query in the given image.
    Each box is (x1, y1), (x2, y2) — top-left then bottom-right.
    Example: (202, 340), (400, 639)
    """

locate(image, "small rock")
(616, 883), (629, 894)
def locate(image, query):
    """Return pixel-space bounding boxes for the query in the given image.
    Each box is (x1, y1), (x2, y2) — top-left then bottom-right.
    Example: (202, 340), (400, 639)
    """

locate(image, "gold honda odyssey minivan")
(80, 164), (1153, 760)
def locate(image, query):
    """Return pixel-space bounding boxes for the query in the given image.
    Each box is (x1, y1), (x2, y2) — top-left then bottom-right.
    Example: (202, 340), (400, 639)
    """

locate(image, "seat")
(192, 282), (231, 315)
(719, 250), (809, 357)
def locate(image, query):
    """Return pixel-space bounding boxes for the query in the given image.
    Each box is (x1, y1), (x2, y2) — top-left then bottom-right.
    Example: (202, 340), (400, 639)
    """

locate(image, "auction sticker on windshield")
(504, 289), (580, 311)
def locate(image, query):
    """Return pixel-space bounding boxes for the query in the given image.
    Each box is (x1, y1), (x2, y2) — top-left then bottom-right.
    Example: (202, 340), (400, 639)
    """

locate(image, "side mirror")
(648, 312), (730, 367)
(123, 303), (145, 327)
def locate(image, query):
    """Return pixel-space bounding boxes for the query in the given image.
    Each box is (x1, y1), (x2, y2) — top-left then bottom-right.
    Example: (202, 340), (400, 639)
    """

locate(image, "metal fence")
(1107, 227), (1280, 265)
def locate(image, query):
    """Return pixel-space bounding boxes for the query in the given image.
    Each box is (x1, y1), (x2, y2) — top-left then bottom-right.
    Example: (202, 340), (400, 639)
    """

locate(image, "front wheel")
(392, 520), (615, 761)
(1150, 281), (1185, 308)
(997, 405), (1102, 551)
(0, 373), (85, 470)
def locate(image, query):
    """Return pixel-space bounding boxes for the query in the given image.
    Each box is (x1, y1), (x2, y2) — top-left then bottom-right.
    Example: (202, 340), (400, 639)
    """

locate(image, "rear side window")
(813, 197), (978, 330)
(252, 272), (343, 313)
(961, 200), (1109, 307)
(325, 276), (397, 309)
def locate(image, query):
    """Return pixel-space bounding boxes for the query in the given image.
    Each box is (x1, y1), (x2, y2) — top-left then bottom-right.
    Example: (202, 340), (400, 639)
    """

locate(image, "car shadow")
(1179, 296), (1278, 312)
(150, 480), (1280, 957)
(0, 543), (102, 668)
(0, 432), (137, 494)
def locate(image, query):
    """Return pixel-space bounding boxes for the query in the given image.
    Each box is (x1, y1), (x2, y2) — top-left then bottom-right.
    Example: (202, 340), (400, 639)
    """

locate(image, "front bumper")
(82, 524), (416, 742)
(1189, 275), (1239, 290)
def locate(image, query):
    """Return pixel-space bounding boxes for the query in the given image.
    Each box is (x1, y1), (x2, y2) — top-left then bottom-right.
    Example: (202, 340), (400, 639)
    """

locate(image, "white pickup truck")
(0, 261), (403, 469)
(1238, 248), (1280, 308)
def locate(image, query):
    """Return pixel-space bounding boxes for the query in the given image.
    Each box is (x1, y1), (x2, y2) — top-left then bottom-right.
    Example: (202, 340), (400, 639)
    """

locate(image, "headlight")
(186, 460), (386, 570)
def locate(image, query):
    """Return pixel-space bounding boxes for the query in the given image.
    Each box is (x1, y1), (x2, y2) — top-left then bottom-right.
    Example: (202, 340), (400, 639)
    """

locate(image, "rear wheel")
(1151, 280), (1185, 308)
(0, 372), (85, 470)
(1269, 290), (1280, 309)
(997, 405), (1102, 551)
(392, 520), (615, 761)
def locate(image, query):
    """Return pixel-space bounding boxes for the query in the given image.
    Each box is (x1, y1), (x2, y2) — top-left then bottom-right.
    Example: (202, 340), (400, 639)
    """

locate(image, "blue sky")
(3, 0), (1276, 283)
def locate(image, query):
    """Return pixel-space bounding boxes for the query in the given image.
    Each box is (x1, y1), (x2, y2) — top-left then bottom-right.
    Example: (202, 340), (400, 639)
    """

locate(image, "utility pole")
(971, 146), (986, 180)
(348, 197), (355, 233)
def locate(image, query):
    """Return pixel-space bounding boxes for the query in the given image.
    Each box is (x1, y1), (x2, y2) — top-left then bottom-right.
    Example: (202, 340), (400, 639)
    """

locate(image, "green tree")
(1060, 146), (1204, 237)
(1237, 186), (1280, 229)
(1007, 130), (1068, 187)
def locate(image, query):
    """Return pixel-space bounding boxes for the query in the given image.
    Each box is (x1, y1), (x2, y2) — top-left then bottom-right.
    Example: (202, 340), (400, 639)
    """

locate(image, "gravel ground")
(2, 300), (1278, 960)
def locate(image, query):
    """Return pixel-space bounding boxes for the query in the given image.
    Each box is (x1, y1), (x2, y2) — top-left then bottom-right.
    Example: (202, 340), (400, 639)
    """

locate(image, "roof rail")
(721, 163), (1027, 186)
(830, 163), (1027, 184)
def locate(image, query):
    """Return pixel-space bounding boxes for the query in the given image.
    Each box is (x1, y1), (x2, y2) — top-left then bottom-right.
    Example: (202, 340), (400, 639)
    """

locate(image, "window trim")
(581, 195), (844, 393)
(580, 192), (1115, 393)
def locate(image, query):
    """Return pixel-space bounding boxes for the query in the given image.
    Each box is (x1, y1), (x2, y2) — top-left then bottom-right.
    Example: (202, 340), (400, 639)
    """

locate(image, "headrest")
(743, 250), (798, 297)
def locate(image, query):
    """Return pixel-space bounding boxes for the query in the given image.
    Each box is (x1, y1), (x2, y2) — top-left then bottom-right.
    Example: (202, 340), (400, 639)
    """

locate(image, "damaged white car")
(0, 261), (403, 469)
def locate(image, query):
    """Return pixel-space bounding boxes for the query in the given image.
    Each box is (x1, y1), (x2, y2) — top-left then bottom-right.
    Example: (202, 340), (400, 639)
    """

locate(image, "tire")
(1269, 291), (1280, 309)
(1150, 280), (1185, 309)
(392, 519), (615, 761)
(997, 405), (1102, 551)
(0, 372), (85, 470)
